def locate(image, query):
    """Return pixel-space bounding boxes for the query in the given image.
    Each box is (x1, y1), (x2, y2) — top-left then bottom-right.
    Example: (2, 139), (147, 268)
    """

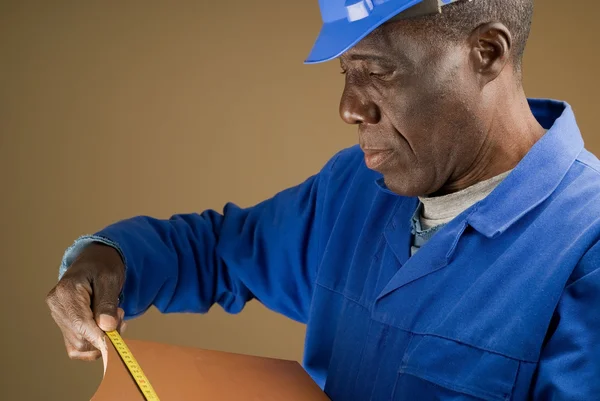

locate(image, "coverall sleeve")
(531, 240), (600, 399)
(58, 155), (341, 323)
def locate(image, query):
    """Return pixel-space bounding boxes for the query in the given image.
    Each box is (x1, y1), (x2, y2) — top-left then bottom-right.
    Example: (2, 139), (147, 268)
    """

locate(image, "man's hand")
(46, 242), (127, 361)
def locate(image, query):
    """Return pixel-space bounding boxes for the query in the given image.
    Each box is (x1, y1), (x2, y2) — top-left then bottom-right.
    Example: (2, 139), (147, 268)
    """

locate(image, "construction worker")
(46, 0), (600, 399)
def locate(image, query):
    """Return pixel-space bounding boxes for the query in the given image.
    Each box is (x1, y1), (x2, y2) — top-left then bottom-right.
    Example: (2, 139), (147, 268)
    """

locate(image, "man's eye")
(370, 71), (392, 80)
(340, 69), (347, 75)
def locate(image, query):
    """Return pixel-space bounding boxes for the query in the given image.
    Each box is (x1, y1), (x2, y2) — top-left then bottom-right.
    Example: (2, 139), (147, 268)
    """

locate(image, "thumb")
(91, 278), (122, 332)
(96, 313), (119, 332)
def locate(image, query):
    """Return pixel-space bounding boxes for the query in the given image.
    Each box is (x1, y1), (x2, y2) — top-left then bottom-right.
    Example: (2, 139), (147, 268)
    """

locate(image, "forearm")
(60, 209), (251, 319)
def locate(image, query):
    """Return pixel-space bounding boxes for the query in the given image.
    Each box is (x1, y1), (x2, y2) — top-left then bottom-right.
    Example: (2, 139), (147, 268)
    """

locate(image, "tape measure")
(105, 330), (161, 401)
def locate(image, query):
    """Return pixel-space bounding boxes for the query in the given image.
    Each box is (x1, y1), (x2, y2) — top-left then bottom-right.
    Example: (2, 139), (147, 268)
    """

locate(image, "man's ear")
(469, 22), (512, 85)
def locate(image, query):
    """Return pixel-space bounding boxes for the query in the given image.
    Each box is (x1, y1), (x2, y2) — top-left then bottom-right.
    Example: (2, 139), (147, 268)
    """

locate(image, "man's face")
(339, 22), (491, 197)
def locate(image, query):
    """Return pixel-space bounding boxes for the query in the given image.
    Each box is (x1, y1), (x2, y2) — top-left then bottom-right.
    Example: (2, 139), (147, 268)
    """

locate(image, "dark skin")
(46, 243), (126, 361)
(340, 20), (545, 196)
(46, 20), (546, 361)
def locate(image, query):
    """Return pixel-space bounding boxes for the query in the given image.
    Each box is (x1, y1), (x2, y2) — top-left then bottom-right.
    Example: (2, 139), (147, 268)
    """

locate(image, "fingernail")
(97, 314), (117, 331)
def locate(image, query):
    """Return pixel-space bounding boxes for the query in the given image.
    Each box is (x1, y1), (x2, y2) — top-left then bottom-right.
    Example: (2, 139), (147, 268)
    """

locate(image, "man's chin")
(381, 174), (432, 198)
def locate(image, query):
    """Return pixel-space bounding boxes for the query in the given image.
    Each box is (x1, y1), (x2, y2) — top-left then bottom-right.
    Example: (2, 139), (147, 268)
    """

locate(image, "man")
(46, 0), (600, 399)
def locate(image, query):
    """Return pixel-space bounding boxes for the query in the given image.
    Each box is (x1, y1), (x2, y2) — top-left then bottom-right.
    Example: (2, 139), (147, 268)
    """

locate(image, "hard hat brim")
(304, 0), (423, 64)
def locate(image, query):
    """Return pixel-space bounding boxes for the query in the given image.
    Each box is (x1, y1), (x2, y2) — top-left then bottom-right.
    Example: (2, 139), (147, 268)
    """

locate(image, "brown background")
(1, 1), (598, 400)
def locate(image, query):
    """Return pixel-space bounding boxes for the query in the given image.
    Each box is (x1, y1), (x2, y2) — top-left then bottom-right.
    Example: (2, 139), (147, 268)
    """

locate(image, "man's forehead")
(339, 20), (419, 63)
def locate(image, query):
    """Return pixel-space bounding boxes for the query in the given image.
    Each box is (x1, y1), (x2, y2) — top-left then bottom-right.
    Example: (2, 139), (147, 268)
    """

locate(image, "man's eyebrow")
(342, 52), (411, 68)
(346, 53), (392, 62)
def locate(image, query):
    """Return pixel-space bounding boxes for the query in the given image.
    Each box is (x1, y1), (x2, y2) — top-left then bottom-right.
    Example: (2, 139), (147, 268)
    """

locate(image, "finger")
(68, 349), (102, 361)
(64, 282), (109, 354)
(61, 319), (102, 355)
(91, 277), (122, 332)
(64, 334), (101, 361)
(47, 281), (105, 356)
(115, 308), (127, 332)
(77, 312), (109, 354)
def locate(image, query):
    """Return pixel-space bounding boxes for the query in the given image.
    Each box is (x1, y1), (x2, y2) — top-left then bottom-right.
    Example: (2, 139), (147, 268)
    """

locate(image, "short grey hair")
(410, 0), (535, 72)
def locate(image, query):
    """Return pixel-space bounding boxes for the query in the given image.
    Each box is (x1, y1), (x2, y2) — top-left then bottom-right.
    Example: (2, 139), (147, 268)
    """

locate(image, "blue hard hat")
(305, 0), (461, 64)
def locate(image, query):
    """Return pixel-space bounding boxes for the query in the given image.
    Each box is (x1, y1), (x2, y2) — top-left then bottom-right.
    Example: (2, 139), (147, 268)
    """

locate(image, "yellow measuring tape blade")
(105, 330), (161, 401)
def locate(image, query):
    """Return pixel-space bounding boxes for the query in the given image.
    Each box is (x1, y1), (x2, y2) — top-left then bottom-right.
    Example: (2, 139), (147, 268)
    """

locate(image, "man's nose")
(339, 87), (380, 125)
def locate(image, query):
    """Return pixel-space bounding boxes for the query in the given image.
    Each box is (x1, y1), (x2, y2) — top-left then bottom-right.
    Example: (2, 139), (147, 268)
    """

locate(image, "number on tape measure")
(106, 330), (161, 401)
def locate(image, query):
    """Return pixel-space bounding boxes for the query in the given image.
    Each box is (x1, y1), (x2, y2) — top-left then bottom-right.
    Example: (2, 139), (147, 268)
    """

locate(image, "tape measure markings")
(105, 330), (161, 401)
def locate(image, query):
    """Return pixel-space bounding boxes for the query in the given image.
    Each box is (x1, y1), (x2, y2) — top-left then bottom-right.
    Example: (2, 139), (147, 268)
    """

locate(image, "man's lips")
(362, 148), (394, 170)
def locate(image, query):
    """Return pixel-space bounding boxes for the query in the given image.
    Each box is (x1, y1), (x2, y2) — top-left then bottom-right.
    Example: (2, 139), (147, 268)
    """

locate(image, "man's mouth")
(362, 148), (394, 170)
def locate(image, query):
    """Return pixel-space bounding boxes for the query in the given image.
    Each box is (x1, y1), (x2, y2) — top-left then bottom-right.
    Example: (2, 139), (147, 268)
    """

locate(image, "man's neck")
(435, 88), (545, 196)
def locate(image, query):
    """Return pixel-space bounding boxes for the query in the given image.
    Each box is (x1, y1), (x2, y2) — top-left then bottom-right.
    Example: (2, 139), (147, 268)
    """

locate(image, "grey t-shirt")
(410, 170), (512, 256)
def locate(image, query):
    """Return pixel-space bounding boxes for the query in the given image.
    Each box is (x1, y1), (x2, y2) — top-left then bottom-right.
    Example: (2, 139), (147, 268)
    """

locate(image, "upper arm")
(531, 240), (600, 399)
